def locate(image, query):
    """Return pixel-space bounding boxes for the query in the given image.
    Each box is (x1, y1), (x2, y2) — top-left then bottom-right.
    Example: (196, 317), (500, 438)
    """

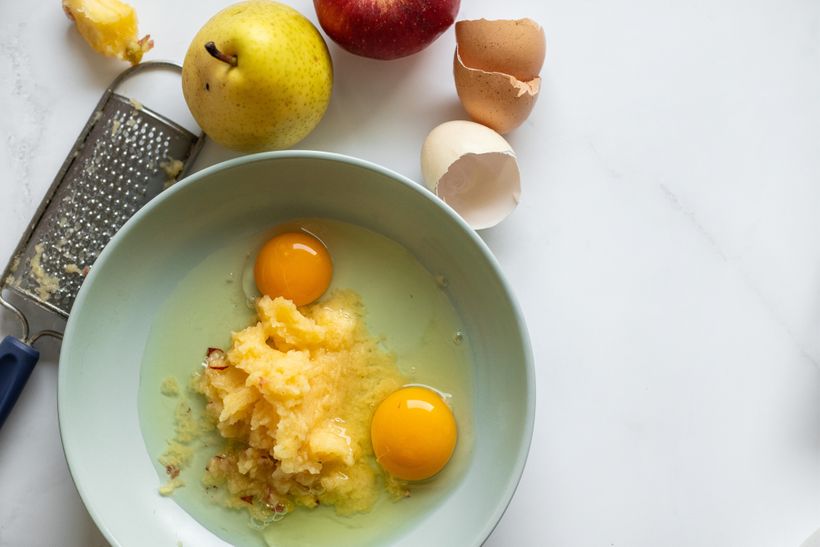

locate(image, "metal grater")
(2, 61), (203, 319)
(0, 61), (204, 428)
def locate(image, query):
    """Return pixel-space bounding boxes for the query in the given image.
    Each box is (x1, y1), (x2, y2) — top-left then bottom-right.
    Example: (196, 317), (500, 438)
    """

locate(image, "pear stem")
(204, 42), (237, 66)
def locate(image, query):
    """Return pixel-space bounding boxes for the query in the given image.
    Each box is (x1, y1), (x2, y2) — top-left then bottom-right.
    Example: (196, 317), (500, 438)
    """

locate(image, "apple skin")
(314, 0), (460, 60)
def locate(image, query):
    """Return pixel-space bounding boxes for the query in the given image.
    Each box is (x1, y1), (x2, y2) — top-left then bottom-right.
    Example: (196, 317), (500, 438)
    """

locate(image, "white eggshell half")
(421, 120), (521, 230)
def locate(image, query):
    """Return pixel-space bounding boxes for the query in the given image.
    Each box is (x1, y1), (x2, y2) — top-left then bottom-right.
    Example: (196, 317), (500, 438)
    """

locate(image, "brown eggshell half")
(454, 47), (540, 134)
(455, 18), (546, 81)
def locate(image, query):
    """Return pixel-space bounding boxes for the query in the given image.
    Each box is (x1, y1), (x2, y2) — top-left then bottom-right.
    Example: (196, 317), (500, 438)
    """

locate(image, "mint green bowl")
(58, 151), (534, 546)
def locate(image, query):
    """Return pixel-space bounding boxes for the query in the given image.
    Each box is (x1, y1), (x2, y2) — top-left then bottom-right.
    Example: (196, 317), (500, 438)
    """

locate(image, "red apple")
(313, 0), (460, 60)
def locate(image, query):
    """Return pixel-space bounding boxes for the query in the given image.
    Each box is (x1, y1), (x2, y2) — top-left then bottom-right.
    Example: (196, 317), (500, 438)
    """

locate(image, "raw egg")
(371, 386), (457, 481)
(254, 231), (332, 306)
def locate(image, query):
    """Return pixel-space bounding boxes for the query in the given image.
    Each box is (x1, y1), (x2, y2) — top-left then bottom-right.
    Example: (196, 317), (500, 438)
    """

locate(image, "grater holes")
(13, 96), (197, 313)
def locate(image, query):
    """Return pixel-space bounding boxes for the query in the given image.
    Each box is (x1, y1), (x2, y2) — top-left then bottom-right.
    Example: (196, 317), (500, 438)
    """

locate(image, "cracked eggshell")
(421, 120), (521, 230)
(454, 49), (540, 134)
(453, 18), (546, 134)
(455, 18), (546, 81)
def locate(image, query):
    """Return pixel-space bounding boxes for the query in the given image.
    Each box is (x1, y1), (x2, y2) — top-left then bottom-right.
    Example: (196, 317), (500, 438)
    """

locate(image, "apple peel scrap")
(453, 18), (546, 134)
(63, 0), (154, 65)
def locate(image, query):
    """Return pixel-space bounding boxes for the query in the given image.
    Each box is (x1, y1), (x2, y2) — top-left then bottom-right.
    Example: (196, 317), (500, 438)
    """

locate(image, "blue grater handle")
(0, 335), (40, 429)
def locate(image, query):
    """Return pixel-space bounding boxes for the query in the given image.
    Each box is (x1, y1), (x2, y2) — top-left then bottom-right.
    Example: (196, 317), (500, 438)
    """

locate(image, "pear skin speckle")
(182, 1), (333, 152)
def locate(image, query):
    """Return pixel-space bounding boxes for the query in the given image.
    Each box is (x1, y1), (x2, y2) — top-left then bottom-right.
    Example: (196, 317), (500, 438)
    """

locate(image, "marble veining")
(660, 182), (820, 369)
(2, 0), (820, 546)
(0, 22), (50, 220)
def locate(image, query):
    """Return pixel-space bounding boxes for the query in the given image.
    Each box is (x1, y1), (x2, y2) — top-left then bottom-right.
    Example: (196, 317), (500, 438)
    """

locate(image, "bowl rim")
(58, 149), (536, 546)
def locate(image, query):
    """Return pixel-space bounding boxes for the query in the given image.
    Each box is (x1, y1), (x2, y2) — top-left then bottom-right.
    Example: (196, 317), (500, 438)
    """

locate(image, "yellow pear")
(182, 0), (333, 151)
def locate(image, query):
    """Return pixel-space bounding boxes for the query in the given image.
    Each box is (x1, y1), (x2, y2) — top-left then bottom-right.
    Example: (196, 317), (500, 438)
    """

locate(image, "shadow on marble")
(62, 26), (124, 91)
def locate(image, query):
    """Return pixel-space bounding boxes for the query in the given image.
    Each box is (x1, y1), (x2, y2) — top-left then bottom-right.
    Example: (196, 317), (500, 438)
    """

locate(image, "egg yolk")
(254, 231), (332, 306)
(371, 386), (457, 481)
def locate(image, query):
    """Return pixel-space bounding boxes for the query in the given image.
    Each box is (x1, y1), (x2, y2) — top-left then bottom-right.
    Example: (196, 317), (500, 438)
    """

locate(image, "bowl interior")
(59, 151), (534, 546)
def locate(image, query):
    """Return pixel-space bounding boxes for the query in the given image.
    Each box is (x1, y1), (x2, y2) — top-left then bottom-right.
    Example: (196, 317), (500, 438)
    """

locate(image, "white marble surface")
(2, 0), (820, 545)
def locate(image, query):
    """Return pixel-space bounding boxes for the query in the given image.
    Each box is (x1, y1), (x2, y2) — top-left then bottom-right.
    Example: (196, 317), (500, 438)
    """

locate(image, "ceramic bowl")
(59, 151), (534, 546)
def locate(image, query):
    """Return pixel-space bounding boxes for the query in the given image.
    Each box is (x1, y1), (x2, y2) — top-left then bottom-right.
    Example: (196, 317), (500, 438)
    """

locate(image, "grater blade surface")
(3, 92), (200, 318)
